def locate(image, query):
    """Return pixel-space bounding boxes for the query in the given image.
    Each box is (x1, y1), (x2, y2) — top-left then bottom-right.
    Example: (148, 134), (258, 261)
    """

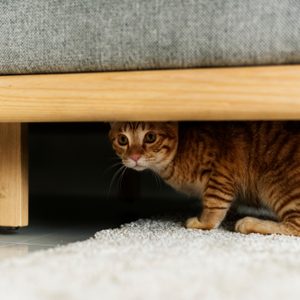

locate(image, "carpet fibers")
(1, 218), (300, 300)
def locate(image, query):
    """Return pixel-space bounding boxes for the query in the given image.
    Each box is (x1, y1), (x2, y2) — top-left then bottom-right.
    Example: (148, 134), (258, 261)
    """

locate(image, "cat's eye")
(118, 134), (128, 146)
(144, 132), (157, 144)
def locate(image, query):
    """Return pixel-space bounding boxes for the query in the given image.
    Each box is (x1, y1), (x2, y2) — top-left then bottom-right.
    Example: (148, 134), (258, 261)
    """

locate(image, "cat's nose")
(130, 153), (141, 162)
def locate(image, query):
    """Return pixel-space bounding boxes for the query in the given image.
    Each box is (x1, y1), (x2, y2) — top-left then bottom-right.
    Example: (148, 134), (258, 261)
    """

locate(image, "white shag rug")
(1, 218), (300, 300)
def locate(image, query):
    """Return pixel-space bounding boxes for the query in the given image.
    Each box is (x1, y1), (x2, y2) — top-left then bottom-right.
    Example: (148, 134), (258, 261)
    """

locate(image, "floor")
(0, 215), (123, 261)
(0, 195), (197, 262)
(0, 222), (95, 261)
(0, 201), (196, 262)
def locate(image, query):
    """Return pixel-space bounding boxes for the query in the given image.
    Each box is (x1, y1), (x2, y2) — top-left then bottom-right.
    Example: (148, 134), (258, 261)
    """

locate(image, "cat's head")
(109, 122), (178, 172)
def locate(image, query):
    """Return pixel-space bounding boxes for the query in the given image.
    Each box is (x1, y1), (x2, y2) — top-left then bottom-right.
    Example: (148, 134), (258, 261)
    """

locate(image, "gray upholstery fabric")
(1, 0), (300, 74)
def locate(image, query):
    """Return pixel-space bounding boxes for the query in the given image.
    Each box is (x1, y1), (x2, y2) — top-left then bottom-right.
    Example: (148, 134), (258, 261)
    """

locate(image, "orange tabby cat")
(109, 121), (300, 236)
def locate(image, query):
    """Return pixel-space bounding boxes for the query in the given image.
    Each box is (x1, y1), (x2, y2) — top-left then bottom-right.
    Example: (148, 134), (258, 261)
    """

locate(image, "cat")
(109, 121), (300, 236)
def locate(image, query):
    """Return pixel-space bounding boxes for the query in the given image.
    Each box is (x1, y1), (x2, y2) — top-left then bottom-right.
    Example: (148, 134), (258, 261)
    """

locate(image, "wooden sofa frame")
(0, 65), (299, 227)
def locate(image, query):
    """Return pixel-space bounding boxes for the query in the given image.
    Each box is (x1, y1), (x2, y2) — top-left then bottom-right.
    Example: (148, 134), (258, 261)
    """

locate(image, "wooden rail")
(0, 66), (300, 122)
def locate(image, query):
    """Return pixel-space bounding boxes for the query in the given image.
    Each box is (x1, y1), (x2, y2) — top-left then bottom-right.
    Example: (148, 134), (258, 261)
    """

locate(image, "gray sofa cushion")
(1, 0), (300, 74)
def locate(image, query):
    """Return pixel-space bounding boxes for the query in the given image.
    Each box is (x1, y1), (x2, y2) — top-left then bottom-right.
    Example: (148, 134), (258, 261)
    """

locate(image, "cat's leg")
(236, 180), (300, 236)
(235, 216), (300, 236)
(185, 205), (230, 230)
(185, 176), (235, 230)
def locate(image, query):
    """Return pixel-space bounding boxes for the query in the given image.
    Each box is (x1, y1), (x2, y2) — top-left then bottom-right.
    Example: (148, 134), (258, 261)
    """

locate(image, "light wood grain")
(0, 124), (28, 227)
(1, 66), (300, 121)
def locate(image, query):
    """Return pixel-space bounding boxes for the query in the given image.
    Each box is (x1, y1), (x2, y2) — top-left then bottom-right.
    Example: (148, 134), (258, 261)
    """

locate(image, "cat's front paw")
(185, 217), (202, 229)
(185, 217), (215, 230)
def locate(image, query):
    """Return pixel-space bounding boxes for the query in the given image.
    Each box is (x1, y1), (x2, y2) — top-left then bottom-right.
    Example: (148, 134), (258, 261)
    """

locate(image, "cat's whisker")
(106, 165), (126, 199)
(118, 167), (128, 190)
(102, 161), (123, 175)
(153, 171), (163, 190)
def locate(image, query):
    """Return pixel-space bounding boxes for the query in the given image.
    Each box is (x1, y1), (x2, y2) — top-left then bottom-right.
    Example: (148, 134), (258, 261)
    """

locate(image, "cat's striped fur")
(109, 121), (300, 236)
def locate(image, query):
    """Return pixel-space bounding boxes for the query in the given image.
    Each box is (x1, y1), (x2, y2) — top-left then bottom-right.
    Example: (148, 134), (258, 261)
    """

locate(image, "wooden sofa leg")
(0, 123), (28, 228)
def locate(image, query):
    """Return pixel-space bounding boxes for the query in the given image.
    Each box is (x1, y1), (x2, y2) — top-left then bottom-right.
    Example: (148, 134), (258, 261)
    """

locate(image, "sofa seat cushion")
(1, 0), (300, 74)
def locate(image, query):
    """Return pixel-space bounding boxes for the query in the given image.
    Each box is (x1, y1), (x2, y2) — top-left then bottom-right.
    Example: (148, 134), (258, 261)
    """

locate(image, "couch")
(1, 0), (300, 227)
